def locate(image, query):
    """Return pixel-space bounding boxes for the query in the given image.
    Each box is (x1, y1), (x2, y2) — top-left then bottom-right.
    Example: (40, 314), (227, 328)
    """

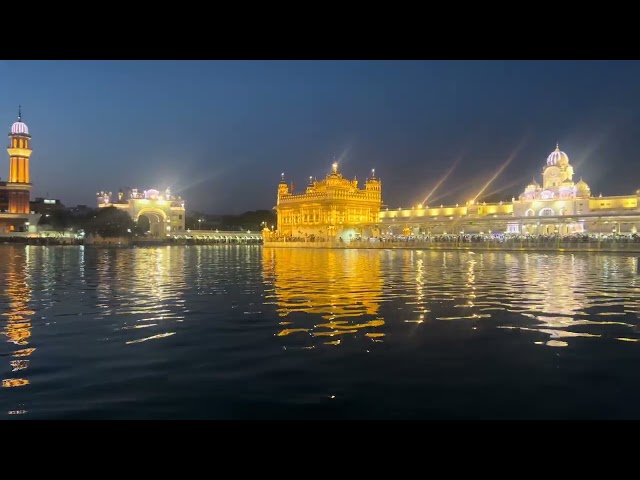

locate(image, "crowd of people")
(266, 232), (640, 245)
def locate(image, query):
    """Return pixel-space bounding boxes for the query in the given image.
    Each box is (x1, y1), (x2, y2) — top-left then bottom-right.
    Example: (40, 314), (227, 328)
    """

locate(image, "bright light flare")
(171, 167), (226, 196)
(472, 134), (530, 203)
(426, 178), (477, 206)
(477, 177), (526, 202)
(421, 155), (463, 206)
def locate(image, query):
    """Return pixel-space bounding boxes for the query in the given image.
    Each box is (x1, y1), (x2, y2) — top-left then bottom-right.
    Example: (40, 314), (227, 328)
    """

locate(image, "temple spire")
(18, 105), (22, 122)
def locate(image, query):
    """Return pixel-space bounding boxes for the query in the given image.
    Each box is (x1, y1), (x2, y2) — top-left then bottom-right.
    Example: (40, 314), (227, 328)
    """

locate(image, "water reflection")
(390, 251), (640, 347)
(94, 246), (187, 344)
(262, 248), (385, 346)
(1, 247), (34, 394)
(498, 253), (640, 346)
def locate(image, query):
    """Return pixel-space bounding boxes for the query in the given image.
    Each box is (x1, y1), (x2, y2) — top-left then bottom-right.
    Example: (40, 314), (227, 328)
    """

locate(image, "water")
(2, 244), (640, 419)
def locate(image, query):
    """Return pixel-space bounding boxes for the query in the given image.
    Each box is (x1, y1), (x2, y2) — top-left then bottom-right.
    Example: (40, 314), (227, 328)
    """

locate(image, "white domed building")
(511, 144), (586, 234)
(510, 143), (639, 235)
(379, 141), (640, 238)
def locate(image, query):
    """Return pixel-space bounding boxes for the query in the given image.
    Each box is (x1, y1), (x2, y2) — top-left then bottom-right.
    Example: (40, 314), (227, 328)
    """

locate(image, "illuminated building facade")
(97, 187), (186, 236)
(271, 162), (382, 241)
(380, 144), (640, 236)
(0, 108), (41, 233)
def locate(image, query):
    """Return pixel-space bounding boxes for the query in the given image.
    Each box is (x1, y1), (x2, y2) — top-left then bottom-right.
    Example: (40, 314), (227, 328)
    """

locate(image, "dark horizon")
(3, 60), (640, 214)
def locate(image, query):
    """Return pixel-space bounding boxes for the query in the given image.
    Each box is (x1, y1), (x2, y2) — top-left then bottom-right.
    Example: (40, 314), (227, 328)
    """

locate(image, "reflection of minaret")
(2, 247), (34, 390)
(7, 106), (33, 214)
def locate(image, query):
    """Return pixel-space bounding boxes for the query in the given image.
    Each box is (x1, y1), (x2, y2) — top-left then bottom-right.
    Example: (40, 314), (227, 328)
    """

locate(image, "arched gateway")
(96, 187), (186, 237)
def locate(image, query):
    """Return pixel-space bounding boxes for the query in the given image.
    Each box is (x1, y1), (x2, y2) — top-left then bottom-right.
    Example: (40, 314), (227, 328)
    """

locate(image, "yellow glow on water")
(277, 328), (310, 336)
(2, 378), (29, 388)
(313, 329), (359, 337)
(13, 348), (35, 357)
(263, 248), (385, 345)
(1, 248), (35, 394)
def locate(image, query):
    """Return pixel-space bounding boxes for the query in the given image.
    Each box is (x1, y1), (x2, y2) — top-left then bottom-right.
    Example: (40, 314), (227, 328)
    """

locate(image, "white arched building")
(378, 143), (640, 237)
(511, 144), (593, 235)
(97, 187), (186, 237)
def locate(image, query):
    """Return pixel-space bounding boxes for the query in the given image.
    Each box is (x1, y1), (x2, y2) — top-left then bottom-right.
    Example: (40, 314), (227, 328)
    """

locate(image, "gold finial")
(556, 141), (560, 151)
(332, 161), (338, 173)
(18, 105), (21, 122)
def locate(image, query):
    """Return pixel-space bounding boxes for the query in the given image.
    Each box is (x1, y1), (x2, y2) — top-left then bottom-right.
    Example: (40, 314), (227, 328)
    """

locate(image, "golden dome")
(576, 178), (590, 197)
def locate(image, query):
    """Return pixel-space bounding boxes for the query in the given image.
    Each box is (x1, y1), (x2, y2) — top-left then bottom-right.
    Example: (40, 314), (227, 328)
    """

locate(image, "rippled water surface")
(2, 244), (640, 419)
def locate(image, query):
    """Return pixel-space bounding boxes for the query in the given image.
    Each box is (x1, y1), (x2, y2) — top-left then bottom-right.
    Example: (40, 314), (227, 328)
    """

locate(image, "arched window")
(525, 209), (535, 217)
(539, 208), (554, 216)
(559, 207), (566, 215)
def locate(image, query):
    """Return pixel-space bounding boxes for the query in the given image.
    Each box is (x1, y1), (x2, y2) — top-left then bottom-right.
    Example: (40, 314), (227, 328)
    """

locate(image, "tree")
(220, 210), (276, 231)
(38, 210), (70, 235)
(85, 207), (136, 238)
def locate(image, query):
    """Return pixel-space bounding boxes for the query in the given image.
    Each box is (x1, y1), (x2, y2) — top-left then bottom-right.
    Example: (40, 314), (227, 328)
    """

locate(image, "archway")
(137, 208), (167, 237)
(539, 208), (554, 216)
(137, 215), (151, 234)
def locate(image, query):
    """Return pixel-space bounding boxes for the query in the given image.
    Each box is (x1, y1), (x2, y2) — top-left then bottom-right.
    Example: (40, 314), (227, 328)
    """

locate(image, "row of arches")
(11, 137), (29, 149)
(525, 207), (566, 217)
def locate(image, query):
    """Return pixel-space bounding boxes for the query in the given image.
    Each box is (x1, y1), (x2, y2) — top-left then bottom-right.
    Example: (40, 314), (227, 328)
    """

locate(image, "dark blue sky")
(2, 60), (640, 213)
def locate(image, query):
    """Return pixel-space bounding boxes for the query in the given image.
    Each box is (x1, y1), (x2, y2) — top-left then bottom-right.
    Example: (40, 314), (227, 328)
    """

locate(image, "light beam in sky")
(472, 133), (531, 203)
(421, 154), (463, 206)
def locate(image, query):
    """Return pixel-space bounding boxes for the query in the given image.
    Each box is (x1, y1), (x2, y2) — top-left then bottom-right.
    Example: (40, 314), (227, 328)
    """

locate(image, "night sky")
(2, 60), (640, 214)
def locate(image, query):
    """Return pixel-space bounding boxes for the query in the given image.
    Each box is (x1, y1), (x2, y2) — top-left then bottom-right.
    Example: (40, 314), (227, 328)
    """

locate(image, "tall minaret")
(7, 106), (32, 214)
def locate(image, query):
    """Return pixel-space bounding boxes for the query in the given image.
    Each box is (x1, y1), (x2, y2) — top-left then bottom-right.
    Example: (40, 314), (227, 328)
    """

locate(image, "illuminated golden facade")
(380, 144), (640, 236)
(0, 108), (41, 233)
(272, 162), (382, 241)
(97, 187), (186, 237)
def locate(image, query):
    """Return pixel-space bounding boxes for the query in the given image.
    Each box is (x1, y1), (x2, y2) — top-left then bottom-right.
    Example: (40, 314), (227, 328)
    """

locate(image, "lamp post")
(198, 218), (202, 230)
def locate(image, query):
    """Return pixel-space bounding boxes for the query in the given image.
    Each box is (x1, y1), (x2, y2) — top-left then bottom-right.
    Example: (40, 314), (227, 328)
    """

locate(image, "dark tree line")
(186, 209), (276, 231)
(39, 207), (278, 238)
(39, 207), (147, 238)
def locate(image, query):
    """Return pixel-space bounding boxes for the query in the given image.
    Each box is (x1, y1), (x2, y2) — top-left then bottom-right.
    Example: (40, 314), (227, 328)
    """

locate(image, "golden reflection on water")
(262, 248), (385, 344)
(393, 250), (640, 348)
(1, 247), (33, 393)
(264, 248), (640, 348)
(95, 246), (186, 344)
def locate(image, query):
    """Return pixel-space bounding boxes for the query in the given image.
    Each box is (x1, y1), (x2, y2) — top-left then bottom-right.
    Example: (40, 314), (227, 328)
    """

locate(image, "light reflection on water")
(1, 247), (34, 400)
(2, 244), (640, 419)
(263, 248), (640, 349)
(262, 248), (385, 346)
